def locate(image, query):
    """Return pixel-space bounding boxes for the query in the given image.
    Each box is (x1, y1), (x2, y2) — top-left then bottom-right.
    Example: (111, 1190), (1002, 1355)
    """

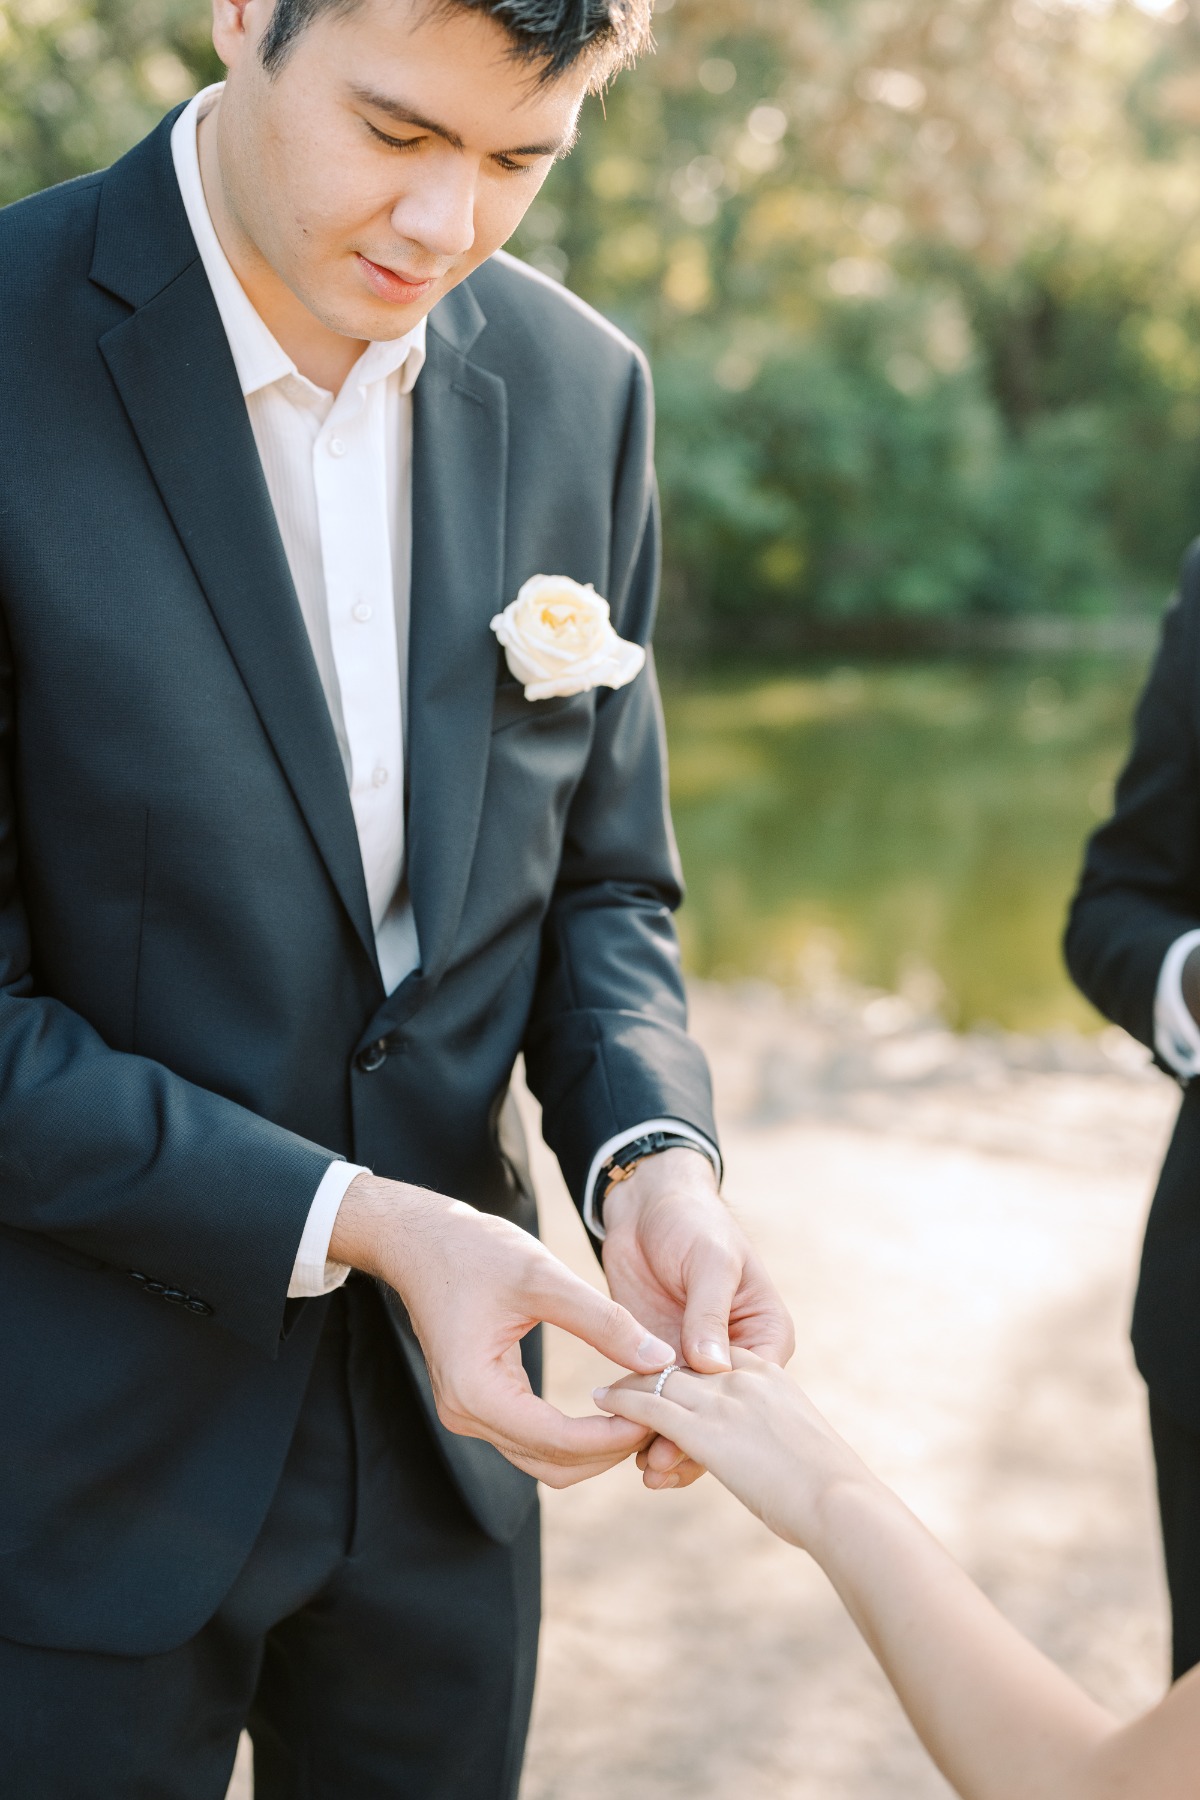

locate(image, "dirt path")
(229, 986), (1179, 1799)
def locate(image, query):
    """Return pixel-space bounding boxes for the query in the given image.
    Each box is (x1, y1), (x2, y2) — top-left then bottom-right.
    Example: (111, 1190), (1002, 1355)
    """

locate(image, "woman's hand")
(594, 1348), (877, 1549)
(602, 1350), (1171, 1800)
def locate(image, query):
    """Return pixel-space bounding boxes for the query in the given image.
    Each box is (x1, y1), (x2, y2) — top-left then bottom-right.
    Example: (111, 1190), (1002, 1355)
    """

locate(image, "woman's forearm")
(595, 1358), (1200, 1799)
(810, 1476), (1118, 1800)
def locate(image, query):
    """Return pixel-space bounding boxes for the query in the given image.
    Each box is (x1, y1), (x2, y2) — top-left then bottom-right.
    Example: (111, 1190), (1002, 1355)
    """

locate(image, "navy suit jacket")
(1066, 539), (1200, 1432)
(0, 112), (717, 1654)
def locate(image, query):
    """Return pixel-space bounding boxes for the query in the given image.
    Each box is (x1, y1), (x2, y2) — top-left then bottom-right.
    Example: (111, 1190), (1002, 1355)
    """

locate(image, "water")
(661, 656), (1151, 1033)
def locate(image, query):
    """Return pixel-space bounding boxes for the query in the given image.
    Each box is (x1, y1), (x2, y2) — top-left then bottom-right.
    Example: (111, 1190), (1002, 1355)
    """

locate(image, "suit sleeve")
(1064, 539), (1200, 1053)
(521, 349), (719, 1212)
(0, 607), (338, 1356)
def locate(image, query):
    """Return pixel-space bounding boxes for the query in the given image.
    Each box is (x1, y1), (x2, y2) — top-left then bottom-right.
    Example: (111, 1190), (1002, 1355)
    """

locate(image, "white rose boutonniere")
(490, 574), (646, 702)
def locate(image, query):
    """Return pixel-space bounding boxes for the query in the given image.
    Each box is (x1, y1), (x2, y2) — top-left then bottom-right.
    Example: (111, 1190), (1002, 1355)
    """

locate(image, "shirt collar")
(170, 85), (427, 403)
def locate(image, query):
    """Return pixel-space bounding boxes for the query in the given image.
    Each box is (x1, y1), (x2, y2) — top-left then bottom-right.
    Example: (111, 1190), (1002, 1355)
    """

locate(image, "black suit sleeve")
(1064, 540), (1200, 1054)
(521, 350), (718, 1208)
(0, 606), (336, 1357)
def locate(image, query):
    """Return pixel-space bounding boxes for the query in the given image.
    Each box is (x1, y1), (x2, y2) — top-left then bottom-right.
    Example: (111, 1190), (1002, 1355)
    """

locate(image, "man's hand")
(331, 1173), (675, 1487)
(600, 1148), (795, 1491)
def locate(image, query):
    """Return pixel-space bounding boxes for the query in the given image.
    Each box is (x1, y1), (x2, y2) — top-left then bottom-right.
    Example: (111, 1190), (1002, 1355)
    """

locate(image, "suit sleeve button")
(186, 1298), (213, 1316)
(355, 1038), (390, 1073)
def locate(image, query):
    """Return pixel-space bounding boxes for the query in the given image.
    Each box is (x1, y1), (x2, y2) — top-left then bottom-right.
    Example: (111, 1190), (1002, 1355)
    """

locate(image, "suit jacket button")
(356, 1038), (389, 1073)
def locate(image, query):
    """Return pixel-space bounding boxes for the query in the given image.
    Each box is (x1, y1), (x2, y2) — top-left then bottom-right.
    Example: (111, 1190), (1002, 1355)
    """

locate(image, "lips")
(355, 253), (439, 304)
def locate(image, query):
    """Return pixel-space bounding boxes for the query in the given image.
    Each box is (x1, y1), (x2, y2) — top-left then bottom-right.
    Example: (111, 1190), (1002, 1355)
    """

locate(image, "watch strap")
(597, 1130), (709, 1231)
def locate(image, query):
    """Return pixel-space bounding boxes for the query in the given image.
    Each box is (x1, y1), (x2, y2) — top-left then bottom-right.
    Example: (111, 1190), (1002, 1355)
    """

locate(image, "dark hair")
(259, 0), (651, 84)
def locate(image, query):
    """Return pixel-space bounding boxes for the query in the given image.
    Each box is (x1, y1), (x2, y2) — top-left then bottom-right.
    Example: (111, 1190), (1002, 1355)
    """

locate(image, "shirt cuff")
(582, 1119), (722, 1241)
(1154, 928), (1200, 1079)
(287, 1160), (368, 1298)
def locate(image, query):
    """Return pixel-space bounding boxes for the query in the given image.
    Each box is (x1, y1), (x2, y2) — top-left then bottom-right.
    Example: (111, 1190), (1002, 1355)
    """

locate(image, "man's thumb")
(541, 1268), (675, 1373)
(681, 1266), (737, 1372)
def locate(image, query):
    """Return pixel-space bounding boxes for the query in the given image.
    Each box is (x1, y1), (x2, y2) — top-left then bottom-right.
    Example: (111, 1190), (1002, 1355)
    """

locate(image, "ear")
(212, 0), (270, 70)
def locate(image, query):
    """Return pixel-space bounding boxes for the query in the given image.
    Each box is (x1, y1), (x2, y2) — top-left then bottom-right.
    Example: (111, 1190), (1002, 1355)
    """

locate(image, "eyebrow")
(349, 84), (576, 159)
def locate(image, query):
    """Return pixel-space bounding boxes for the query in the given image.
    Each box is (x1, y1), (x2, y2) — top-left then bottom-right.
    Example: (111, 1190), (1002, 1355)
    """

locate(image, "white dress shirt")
(173, 85), (719, 1293)
(1155, 929), (1200, 1078)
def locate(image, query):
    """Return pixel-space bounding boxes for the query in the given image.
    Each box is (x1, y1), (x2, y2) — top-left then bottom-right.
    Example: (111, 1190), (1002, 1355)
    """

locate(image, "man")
(1067, 536), (1200, 1686)
(0, 0), (794, 1793)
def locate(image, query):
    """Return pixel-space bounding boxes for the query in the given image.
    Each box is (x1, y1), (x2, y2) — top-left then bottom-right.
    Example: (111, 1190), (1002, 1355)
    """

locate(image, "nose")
(390, 161), (477, 262)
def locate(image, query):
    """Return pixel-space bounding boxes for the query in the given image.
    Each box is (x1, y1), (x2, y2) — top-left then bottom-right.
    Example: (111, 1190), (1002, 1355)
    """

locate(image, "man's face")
(212, 0), (587, 340)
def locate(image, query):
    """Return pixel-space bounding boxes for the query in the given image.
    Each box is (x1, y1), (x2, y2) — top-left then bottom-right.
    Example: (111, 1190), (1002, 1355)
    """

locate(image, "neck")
(196, 96), (368, 394)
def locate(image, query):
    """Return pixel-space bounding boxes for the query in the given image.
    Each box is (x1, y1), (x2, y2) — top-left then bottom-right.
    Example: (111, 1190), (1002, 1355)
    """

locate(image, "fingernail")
(658, 1474), (680, 1490)
(591, 1386), (610, 1402)
(638, 1334), (676, 1367)
(699, 1340), (732, 1368)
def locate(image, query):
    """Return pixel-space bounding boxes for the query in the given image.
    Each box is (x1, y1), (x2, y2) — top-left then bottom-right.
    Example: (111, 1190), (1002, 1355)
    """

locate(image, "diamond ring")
(652, 1362), (681, 1398)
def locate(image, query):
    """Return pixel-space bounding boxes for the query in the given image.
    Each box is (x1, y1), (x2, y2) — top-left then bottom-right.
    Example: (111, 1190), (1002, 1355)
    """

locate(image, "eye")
(493, 155), (538, 175)
(365, 120), (423, 153)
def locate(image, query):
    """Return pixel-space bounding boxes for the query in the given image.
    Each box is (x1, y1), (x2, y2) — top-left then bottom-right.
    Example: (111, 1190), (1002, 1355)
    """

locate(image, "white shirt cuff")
(287, 1160), (368, 1297)
(582, 1119), (722, 1240)
(1154, 928), (1200, 1079)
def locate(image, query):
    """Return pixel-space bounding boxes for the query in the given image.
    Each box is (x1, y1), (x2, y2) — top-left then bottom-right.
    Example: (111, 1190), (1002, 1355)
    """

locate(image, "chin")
(363, 299), (436, 336)
(309, 286), (431, 342)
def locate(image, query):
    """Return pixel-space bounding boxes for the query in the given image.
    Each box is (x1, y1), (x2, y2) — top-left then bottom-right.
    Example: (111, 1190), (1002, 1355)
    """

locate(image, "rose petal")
(490, 578), (645, 701)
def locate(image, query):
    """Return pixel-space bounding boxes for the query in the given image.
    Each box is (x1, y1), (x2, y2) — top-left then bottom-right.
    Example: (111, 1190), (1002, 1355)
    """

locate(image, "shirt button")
(352, 602), (373, 623)
(328, 437), (346, 458)
(372, 766), (389, 788)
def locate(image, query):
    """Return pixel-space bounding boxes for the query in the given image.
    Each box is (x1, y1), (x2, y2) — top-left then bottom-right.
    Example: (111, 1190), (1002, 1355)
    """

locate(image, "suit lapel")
(405, 308), (508, 987)
(91, 117), (508, 993)
(92, 123), (379, 974)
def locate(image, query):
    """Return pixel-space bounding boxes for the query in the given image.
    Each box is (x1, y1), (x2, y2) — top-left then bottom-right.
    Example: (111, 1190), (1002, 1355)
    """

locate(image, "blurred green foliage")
(4, 0), (1200, 640)
(0, 1), (218, 191)
(516, 0), (1200, 642)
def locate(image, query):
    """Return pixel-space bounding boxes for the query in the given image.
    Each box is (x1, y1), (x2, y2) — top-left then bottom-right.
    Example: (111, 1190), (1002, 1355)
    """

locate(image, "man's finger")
(644, 1442), (705, 1482)
(535, 1261), (675, 1374)
(730, 1256), (796, 1366)
(506, 1418), (655, 1488)
(646, 1456), (705, 1490)
(733, 1323), (794, 1367)
(643, 1433), (688, 1474)
(444, 1369), (649, 1469)
(679, 1250), (741, 1372)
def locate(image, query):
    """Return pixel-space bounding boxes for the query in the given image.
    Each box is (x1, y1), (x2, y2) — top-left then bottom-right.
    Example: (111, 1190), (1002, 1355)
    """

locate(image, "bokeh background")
(3, 0), (1193, 1024)
(3, 1), (1190, 1793)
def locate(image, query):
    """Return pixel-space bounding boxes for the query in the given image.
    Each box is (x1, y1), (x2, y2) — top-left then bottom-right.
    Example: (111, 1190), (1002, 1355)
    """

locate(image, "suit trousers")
(0, 1279), (541, 1799)
(1150, 1396), (1200, 1681)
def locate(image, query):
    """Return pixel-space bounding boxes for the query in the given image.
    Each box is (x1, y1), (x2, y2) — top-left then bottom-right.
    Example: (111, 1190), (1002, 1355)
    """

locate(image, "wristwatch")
(597, 1129), (708, 1231)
